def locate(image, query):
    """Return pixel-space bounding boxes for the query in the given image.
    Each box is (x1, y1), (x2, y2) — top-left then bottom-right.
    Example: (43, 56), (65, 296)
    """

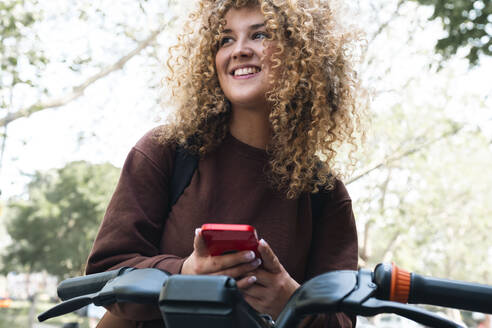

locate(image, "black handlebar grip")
(57, 267), (132, 301)
(374, 263), (492, 314)
(409, 273), (492, 314)
(373, 263), (392, 300)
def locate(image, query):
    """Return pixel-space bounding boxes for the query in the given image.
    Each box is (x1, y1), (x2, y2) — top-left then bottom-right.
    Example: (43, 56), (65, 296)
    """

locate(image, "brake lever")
(340, 269), (463, 328)
(358, 298), (463, 328)
(38, 285), (119, 322)
(38, 291), (102, 322)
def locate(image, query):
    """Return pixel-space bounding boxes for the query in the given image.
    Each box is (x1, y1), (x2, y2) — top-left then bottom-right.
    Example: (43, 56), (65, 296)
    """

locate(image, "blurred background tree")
(412, 0), (492, 66)
(0, 0), (48, 171)
(1, 161), (119, 278)
(0, 0), (176, 129)
(350, 0), (492, 287)
(0, 0), (178, 191)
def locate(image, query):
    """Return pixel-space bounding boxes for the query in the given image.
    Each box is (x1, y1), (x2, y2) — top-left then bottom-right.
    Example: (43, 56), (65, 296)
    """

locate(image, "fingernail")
(253, 258), (262, 267)
(245, 251), (255, 260)
(195, 228), (201, 236)
(260, 239), (267, 246)
(248, 276), (257, 284)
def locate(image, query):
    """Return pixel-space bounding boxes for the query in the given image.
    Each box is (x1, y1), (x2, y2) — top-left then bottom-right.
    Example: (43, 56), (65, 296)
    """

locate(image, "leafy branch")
(0, 24), (167, 127)
(347, 124), (463, 185)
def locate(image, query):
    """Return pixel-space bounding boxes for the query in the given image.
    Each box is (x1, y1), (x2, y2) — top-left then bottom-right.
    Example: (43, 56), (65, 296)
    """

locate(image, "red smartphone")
(201, 223), (260, 257)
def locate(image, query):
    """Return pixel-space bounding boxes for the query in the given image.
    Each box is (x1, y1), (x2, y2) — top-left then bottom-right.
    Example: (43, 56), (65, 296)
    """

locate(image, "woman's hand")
(236, 239), (300, 320)
(181, 229), (262, 278)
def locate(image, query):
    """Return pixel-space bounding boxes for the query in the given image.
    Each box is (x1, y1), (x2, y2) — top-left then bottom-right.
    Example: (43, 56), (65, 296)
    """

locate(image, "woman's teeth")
(234, 67), (259, 76)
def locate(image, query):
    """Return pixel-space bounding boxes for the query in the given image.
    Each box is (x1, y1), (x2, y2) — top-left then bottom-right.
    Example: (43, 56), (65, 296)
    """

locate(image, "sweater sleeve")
(305, 180), (359, 328)
(306, 180), (358, 277)
(85, 128), (185, 320)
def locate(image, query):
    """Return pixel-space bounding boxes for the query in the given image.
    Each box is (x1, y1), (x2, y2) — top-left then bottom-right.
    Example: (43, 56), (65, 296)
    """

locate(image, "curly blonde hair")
(159, 0), (367, 199)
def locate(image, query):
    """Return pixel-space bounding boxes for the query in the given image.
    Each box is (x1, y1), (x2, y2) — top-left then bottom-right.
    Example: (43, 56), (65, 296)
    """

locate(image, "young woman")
(86, 0), (366, 327)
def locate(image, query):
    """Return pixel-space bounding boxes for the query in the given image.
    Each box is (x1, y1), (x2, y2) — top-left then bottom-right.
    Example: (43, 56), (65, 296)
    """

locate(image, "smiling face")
(215, 6), (278, 112)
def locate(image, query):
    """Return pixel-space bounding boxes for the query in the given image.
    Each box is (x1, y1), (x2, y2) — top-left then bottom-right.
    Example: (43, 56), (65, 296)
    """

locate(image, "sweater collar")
(223, 132), (269, 161)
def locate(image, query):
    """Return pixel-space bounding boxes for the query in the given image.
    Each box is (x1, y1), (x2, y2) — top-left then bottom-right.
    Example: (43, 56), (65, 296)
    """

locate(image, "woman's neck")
(229, 105), (271, 149)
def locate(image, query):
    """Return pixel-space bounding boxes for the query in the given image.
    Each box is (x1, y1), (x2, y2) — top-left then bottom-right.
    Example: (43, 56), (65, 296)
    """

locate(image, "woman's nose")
(232, 41), (253, 59)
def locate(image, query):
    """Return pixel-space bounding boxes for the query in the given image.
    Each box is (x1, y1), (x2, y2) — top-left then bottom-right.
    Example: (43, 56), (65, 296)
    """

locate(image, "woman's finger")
(247, 267), (272, 287)
(193, 228), (209, 257)
(236, 275), (258, 289)
(194, 228), (259, 273)
(205, 250), (258, 272)
(257, 239), (282, 273)
(213, 258), (262, 279)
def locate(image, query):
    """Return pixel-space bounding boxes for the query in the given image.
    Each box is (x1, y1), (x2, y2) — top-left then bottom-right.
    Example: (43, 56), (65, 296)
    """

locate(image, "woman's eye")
(220, 36), (233, 46)
(253, 31), (269, 40)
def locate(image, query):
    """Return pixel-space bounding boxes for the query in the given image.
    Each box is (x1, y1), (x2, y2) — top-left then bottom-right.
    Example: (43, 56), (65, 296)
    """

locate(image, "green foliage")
(2, 161), (120, 278)
(413, 0), (491, 65)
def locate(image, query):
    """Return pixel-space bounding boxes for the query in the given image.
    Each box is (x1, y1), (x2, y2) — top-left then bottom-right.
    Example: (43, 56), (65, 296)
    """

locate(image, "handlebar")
(373, 263), (492, 314)
(57, 267), (133, 300)
(410, 273), (491, 313)
(39, 263), (492, 328)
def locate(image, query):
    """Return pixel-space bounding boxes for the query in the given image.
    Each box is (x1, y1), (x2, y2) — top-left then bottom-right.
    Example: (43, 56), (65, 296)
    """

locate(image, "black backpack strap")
(170, 145), (199, 206)
(310, 168), (334, 220)
(310, 191), (325, 221)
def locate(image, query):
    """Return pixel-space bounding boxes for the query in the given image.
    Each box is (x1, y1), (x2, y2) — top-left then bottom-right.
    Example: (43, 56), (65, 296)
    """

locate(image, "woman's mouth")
(231, 66), (261, 79)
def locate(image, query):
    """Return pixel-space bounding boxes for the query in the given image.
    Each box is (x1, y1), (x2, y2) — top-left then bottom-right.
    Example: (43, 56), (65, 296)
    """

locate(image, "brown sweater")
(86, 127), (358, 327)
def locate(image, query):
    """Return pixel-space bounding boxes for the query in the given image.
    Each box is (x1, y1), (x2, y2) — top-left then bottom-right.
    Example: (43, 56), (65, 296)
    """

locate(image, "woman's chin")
(229, 97), (269, 110)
